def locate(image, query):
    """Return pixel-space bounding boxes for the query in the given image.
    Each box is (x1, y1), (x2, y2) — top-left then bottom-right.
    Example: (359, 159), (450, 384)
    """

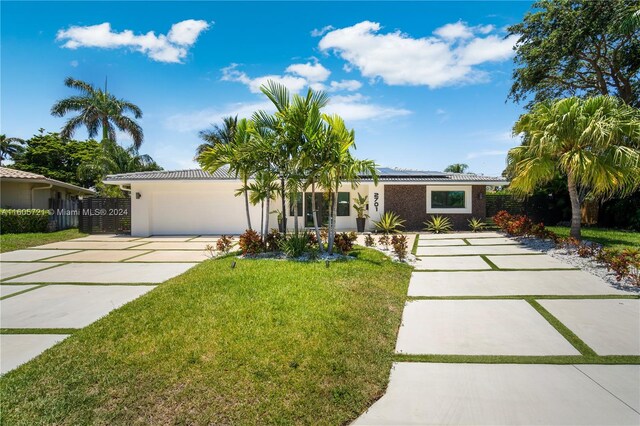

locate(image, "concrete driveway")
(0, 234), (217, 374)
(356, 231), (640, 425)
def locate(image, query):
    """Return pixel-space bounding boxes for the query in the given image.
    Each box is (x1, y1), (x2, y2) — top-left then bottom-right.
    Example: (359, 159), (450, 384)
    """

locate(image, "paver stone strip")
(354, 363), (640, 425)
(395, 299), (580, 355)
(1, 334), (69, 375)
(408, 270), (630, 297)
(1, 285), (155, 328)
(538, 299), (640, 355)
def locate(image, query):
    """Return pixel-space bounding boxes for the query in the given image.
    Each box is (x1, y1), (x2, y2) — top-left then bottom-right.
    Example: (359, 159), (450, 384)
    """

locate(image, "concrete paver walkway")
(0, 234), (209, 374)
(355, 363), (640, 425)
(357, 231), (640, 425)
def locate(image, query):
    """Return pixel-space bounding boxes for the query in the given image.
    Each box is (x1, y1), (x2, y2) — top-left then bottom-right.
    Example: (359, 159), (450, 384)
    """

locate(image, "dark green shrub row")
(0, 209), (50, 234)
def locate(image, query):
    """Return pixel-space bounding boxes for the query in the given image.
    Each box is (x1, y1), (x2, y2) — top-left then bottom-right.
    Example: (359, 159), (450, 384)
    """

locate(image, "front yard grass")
(547, 226), (639, 250)
(0, 229), (86, 253)
(0, 247), (412, 425)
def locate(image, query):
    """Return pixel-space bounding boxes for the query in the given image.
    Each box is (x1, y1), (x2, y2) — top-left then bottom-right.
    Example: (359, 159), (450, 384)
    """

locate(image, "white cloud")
(56, 20), (210, 63)
(221, 63), (362, 95)
(466, 149), (508, 159)
(167, 19), (211, 45)
(329, 79), (362, 91)
(285, 62), (331, 82)
(311, 25), (335, 37)
(221, 64), (308, 93)
(165, 100), (274, 132)
(325, 93), (411, 122)
(318, 20), (517, 88)
(433, 21), (473, 40)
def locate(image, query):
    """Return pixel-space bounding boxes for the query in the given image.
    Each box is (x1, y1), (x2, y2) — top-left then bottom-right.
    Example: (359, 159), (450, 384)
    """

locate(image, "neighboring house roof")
(0, 167), (95, 194)
(104, 165), (508, 185)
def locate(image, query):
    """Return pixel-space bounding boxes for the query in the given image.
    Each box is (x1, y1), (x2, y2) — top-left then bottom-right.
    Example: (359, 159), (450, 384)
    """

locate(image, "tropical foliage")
(0, 134), (25, 165)
(352, 193), (369, 219)
(196, 115), (238, 158)
(507, 95), (640, 239)
(424, 215), (453, 233)
(51, 77), (144, 146)
(444, 163), (469, 173)
(198, 80), (378, 255)
(373, 211), (405, 234)
(509, 0), (640, 107)
(468, 217), (486, 232)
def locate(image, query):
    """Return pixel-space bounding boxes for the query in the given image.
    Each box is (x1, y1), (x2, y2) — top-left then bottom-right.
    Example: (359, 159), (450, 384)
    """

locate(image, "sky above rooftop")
(1, 1), (533, 176)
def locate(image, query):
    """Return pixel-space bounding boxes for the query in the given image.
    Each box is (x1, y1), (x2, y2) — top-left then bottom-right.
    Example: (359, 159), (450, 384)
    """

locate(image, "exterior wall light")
(136, 192), (142, 199)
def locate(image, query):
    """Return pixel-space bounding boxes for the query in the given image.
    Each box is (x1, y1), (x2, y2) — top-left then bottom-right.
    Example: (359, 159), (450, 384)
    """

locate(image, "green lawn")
(547, 226), (640, 250)
(0, 248), (412, 425)
(0, 229), (87, 253)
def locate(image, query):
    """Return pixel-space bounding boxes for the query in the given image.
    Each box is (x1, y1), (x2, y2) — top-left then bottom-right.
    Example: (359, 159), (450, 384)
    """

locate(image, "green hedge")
(0, 209), (50, 234)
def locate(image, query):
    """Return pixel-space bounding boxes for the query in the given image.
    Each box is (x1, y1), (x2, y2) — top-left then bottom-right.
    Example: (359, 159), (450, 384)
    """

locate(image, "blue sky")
(1, 1), (533, 176)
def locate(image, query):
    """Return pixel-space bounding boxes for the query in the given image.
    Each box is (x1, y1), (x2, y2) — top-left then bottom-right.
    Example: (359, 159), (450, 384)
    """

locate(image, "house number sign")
(373, 192), (379, 212)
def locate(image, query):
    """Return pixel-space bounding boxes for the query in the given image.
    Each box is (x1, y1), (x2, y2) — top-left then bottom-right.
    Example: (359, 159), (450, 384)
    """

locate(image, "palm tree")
(195, 116), (238, 159)
(508, 96), (640, 239)
(247, 170), (280, 239)
(253, 81), (330, 234)
(198, 118), (255, 230)
(51, 77), (143, 148)
(320, 114), (378, 254)
(444, 163), (469, 173)
(78, 141), (160, 184)
(0, 135), (25, 165)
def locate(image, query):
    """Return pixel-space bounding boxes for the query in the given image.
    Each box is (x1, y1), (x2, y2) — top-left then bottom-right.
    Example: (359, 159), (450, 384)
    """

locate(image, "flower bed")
(493, 211), (640, 287)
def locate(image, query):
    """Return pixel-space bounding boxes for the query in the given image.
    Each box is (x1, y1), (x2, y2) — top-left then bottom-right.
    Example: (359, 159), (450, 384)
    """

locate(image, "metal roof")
(104, 166), (507, 184)
(0, 167), (95, 194)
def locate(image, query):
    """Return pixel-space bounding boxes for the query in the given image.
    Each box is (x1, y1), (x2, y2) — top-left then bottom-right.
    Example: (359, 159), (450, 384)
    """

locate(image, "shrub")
(423, 215), (453, 234)
(378, 234), (390, 249)
(238, 229), (264, 255)
(216, 235), (234, 254)
(602, 248), (640, 286)
(373, 211), (405, 234)
(364, 233), (375, 247)
(278, 233), (310, 258)
(391, 234), (408, 261)
(334, 231), (357, 254)
(264, 228), (284, 252)
(0, 209), (50, 234)
(468, 217), (485, 232)
(492, 211), (559, 241)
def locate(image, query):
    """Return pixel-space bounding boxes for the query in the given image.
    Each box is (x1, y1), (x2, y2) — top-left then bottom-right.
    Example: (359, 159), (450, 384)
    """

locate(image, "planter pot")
(278, 220), (285, 233)
(356, 217), (366, 233)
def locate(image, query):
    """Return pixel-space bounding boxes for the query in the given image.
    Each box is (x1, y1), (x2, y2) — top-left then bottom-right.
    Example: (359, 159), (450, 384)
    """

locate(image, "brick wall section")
(384, 184), (487, 231)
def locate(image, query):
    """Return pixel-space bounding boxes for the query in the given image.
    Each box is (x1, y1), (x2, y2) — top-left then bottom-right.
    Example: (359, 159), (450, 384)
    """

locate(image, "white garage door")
(149, 186), (249, 235)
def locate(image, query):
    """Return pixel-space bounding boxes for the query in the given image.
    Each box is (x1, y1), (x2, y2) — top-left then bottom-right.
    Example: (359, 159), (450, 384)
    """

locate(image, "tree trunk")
(311, 182), (324, 253)
(102, 117), (109, 143)
(567, 174), (582, 240)
(260, 199), (264, 240)
(280, 177), (287, 235)
(293, 191), (299, 235)
(265, 196), (270, 238)
(328, 188), (339, 255)
(243, 176), (252, 231)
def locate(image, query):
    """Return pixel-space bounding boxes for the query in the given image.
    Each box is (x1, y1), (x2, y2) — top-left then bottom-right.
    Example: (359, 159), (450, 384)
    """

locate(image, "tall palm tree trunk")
(280, 177), (287, 234)
(102, 117), (109, 142)
(260, 199), (264, 240)
(243, 175), (252, 231)
(328, 188), (339, 255)
(265, 196), (271, 238)
(567, 173), (582, 240)
(293, 190), (299, 235)
(311, 182), (324, 252)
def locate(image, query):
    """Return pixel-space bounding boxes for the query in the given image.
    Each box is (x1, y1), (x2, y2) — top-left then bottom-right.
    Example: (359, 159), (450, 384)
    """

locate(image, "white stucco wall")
(127, 181), (384, 236)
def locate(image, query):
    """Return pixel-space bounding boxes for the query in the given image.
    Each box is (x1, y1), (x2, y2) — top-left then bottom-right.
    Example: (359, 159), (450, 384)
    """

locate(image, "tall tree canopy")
(51, 77), (144, 147)
(195, 116), (238, 158)
(0, 135), (25, 165)
(507, 96), (640, 239)
(444, 163), (469, 173)
(509, 0), (640, 107)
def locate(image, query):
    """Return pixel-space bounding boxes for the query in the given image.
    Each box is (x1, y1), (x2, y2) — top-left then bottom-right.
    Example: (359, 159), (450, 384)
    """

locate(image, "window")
(289, 192), (303, 216)
(431, 191), (465, 209)
(337, 192), (350, 216)
(427, 186), (472, 214)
